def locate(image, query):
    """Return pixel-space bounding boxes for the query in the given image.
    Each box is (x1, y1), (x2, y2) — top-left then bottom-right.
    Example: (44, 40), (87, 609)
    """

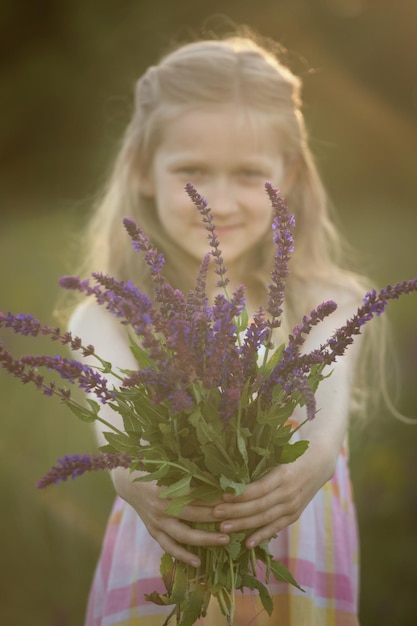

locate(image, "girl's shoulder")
(68, 300), (138, 370)
(68, 300), (131, 360)
(68, 299), (116, 336)
(299, 277), (364, 315)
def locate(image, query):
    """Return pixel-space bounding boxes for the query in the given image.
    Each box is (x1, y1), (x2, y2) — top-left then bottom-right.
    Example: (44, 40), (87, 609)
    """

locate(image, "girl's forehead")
(158, 105), (282, 158)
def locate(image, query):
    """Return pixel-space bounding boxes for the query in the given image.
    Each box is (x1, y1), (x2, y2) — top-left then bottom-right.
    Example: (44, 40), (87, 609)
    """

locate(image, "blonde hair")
(75, 33), (385, 419)
(84, 36), (365, 294)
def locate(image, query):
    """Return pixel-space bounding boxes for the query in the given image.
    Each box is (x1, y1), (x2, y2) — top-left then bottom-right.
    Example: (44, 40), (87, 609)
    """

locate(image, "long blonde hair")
(83, 36), (366, 300)
(76, 33), (385, 418)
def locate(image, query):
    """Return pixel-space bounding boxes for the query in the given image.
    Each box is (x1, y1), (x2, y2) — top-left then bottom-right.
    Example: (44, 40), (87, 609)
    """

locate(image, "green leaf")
(132, 464), (170, 483)
(160, 553), (175, 593)
(158, 422), (174, 436)
(159, 475), (192, 500)
(178, 582), (210, 626)
(170, 562), (187, 603)
(236, 308), (249, 333)
(128, 338), (156, 369)
(86, 398), (101, 415)
(130, 391), (170, 427)
(203, 446), (235, 478)
(224, 532), (245, 559)
(219, 475), (247, 497)
(215, 586), (234, 620)
(145, 561), (188, 608)
(103, 431), (140, 453)
(187, 484), (223, 503)
(279, 440), (309, 464)
(66, 402), (97, 423)
(251, 446), (271, 458)
(270, 559), (304, 591)
(240, 574), (273, 616)
(188, 411), (220, 445)
(143, 590), (174, 606)
(264, 342), (285, 373)
(236, 430), (249, 465)
(139, 444), (169, 460)
(256, 402), (294, 426)
(164, 494), (196, 516)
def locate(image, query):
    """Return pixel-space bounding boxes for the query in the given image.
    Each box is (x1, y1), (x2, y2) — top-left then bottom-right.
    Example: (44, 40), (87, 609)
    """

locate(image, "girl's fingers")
(178, 502), (220, 523)
(245, 515), (296, 549)
(213, 488), (283, 521)
(160, 517), (229, 548)
(218, 503), (288, 534)
(154, 531), (202, 567)
(150, 517), (230, 567)
(223, 466), (283, 503)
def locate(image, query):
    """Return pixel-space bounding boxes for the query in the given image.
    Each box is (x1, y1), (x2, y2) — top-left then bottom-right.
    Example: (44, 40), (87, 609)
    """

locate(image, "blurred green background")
(1, 1), (416, 624)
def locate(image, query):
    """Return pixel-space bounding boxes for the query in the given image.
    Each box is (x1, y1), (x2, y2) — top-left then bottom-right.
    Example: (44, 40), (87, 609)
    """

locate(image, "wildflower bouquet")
(1, 183), (417, 625)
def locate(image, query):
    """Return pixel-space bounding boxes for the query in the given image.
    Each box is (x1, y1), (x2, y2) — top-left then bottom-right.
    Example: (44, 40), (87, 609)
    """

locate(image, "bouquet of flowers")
(1, 183), (416, 625)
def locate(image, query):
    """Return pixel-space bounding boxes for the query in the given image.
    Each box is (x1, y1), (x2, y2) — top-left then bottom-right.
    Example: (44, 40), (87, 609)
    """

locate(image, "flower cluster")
(1, 182), (416, 626)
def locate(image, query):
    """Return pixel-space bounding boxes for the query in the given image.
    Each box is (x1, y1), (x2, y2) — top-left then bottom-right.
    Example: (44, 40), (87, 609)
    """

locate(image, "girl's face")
(143, 105), (287, 275)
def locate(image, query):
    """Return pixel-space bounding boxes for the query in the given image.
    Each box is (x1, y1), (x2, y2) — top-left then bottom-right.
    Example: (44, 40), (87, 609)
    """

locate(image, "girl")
(69, 33), (368, 625)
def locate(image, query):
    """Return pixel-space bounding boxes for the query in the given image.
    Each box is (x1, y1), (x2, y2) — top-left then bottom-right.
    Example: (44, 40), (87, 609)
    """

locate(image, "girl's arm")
(68, 301), (229, 568)
(211, 300), (363, 548)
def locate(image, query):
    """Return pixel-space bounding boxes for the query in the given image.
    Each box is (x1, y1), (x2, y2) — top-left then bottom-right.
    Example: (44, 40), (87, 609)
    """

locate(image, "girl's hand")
(113, 468), (230, 568)
(212, 440), (335, 548)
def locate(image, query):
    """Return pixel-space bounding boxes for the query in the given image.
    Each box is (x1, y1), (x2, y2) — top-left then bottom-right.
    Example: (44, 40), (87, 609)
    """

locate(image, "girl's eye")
(238, 169), (264, 181)
(177, 167), (205, 178)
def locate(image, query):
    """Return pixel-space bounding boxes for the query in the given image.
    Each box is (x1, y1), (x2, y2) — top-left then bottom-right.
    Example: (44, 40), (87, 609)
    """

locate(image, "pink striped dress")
(84, 441), (359, 626)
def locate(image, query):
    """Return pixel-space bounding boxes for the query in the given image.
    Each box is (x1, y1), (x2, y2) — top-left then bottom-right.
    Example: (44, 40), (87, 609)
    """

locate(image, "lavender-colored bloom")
(319, 279), (417, 365)
(290, 301), (338, 349)
(264, 183), (295, 329)
(185, 183), (229, 288)
(240, 308), (269, 382)
(186, 254), (210, 318)
(265, 279), (417, 393)
(279, 301), (338, 369)
(123, 218), (166, 278)
(36, 452), (134, 488)
(219, 387), (242, 423)
(201, 290), (244, 392)
(0, 345), (115, 404)
(285, 372), (317, 420)
(19, 354), (114, 402)
(60, 274), (168, 366)
(60, 274), (154, 328)
(0, 312), (95, 357)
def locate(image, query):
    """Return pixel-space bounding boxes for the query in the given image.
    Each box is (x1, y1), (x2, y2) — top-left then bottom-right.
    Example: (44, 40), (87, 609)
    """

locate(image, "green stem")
(229, 554), (236, 625)
(250, 547), (257, 577)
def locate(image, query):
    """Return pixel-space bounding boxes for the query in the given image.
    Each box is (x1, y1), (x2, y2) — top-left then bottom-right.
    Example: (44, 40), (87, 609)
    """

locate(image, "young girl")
(69, 33), (368, 626)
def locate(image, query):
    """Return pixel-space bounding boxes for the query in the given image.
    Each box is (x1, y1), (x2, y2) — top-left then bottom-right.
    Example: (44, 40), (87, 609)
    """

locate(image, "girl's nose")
(206, 178), (239, 216)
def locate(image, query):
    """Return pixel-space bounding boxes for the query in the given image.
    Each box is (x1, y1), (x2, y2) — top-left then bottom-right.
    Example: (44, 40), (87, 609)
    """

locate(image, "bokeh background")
(1, 1), (416, 624)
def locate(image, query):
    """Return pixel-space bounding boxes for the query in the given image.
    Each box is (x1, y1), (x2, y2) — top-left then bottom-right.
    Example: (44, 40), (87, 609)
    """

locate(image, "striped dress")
(84, 441), (359, 626)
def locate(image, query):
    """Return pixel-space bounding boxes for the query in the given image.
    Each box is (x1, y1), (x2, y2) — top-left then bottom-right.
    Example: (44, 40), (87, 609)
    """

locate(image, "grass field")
(1, 201), (416, 625)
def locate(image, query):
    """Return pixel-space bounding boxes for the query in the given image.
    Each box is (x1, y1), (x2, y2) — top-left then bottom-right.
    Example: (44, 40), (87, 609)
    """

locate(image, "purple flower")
(186, 254), (210, 318)
(185, 183), (229, 288)
(0, 311), (95, 357)
(123, 218), (165, 277)
(284, 372), (317, 420)
(240, 309), (269, 382)
(36, 452), (134, 488)
(0, 345), (115, 404)
(319, 279), (417, 364)
(264, 183), (295, 329)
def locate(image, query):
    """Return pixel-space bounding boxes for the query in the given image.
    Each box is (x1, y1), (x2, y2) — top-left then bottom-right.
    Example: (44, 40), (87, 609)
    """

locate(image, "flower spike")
(185, 183), (229, 288)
